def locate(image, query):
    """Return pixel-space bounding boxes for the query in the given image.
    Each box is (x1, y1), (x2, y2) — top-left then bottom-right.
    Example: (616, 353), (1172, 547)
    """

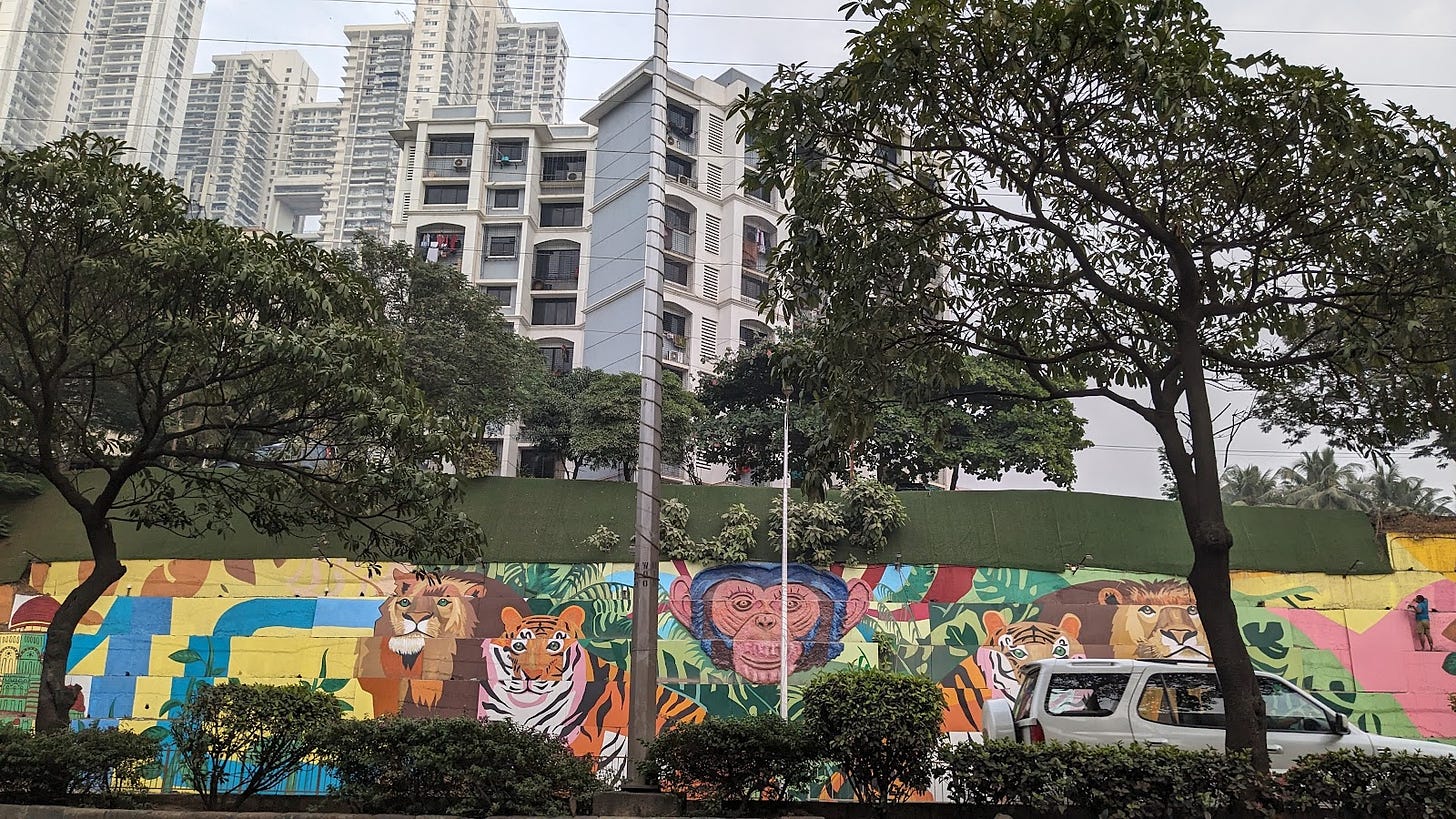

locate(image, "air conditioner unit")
(666, 135), (679, 148)
(565, 171), (583, 182)
(665, 349), (683, 363)
(453, 157), (470, 169)
(674, 174), (695, 187)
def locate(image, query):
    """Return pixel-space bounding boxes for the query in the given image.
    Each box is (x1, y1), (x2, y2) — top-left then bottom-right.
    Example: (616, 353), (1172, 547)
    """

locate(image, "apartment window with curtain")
(532, 297), (576, 325)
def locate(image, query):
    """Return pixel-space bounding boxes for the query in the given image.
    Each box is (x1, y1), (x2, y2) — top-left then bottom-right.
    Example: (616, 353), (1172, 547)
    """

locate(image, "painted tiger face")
(494, 605), (585, 682)
(384, 568), (482, 659)
(976, 611), (1084, 701)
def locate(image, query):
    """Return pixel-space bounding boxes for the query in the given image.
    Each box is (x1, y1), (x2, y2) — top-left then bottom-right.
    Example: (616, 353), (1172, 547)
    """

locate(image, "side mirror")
(1332, 712), (1351, 734)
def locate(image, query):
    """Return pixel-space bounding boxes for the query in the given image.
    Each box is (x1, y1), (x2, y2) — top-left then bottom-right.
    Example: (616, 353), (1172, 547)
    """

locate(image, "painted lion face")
(1112, 601), (1207, 660)
(384, 568), (482, 657)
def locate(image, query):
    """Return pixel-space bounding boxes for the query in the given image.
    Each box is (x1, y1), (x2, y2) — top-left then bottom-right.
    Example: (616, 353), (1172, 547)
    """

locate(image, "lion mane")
(1035, 579), (1206, 660)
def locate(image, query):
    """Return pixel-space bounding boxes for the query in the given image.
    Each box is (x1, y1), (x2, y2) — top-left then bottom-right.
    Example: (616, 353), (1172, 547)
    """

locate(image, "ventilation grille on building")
(705, 164), (723, 198)
(695, 451), (714, 470)
(706, 114), (725, 154)
(702, 264), (720, 300)
(699, 317), (719, 362)
(704, 214), (722, 256)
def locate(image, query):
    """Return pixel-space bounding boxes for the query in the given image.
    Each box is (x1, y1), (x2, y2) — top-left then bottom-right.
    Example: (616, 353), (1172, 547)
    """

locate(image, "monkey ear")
(393, 567), (415, 593)
(840, 579), (872, 633)
(500, 606), (522, 633)
(1099, 587), (1125, 605)
(667, 575), (695, 631)
(1058, 613), (1082, 641)
(982, 610), (1008, 636)
(557, 605), (585, 635)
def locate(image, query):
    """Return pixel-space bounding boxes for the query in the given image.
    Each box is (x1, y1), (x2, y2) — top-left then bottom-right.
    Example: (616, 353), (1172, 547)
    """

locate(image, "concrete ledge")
(592, 790), (683, 817)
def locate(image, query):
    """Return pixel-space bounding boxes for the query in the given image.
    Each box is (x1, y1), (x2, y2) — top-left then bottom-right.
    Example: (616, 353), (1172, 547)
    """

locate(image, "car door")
(1258, 675), (1369, 770)
(1130, 671), (1227, 751)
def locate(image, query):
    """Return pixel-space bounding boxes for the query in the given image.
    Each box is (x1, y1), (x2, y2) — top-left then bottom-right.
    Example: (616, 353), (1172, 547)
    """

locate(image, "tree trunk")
(35, 514), (126, 732)
(1185, 514), (1270, 772)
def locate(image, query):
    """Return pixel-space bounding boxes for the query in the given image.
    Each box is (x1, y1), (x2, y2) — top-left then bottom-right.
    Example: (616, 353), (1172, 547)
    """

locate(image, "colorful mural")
(2, 535), (1455, 795)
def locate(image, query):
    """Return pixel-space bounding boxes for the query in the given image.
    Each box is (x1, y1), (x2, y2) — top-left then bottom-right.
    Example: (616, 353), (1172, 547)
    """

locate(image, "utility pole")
(625, 0), (670, 790)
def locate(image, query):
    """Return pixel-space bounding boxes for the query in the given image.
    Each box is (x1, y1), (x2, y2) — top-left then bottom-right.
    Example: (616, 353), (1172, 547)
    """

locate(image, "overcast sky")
(195, 0), (1456, 499)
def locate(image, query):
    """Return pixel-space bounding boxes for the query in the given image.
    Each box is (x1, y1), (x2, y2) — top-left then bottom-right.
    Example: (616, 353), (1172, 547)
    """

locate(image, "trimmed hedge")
(644, 714), (820, 813)
(0, 724), (159, 807)
(1281, 748), (1456, 818)
(321, 716), (602, 817)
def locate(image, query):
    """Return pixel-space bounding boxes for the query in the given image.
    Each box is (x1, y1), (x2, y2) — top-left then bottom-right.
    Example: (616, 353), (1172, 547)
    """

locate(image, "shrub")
(0, 724), (159, 807)
(841, 478), (907, 557)
(321, 716), (601, 817)
(940, 740), (1271, 818)
(583, 524), (621, 553)
(800, 668), (943, 812)
(644, 714), (819, 814)
(1281, 748), (1456, 818)
(170, 680), (343, 810)
(771, 496), (848, 566)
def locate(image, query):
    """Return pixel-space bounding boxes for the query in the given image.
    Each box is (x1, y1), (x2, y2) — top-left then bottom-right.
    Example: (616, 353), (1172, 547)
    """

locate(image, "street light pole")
(780, 383), (793, 719)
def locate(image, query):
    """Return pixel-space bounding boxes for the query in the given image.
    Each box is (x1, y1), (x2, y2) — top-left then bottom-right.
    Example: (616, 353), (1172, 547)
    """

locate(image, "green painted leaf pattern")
(167, 648), (202, 664)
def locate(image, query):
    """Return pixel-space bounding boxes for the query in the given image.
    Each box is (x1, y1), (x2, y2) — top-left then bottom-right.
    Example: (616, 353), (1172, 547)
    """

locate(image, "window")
(1261, 678), (1333, 733)
(872, 142), (901, 165)
(534, 245), (580, 285)
(663, 311), (688, 341)
(665, 205), (691, 233)
(743, 221), (774, 271)
(532, 297), (576, 325)
(484, 285), (514, 307)
(664, 258), (689, 286)
(492, 188), (521, 208)
(492, 139), (526, 165)
(666, 154), (695, 180)
(1140, 674), (1334, 733)
(487, 235), (517, 258)
(1045, 673), (1129, 717)
(517, 447), (556, 478)
(540, 201), (583, 227)
(1013, 665), (1041, 720)
(539, 343), (573, 374)
(423, 184), (468, 205)
(741, 273), (768, 301)
(666, 102), (696, 136)
(542, 151), (586, 181)
(739, 322), (769, 348)
(428, 135), (472, 156)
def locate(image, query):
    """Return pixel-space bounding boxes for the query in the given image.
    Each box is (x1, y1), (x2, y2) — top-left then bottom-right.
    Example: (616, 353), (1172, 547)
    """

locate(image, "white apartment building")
(490, 22), (568, 124)
(0, 0), (202, 175)
(177, 51), (316, 227)
(0, 0), (91, 150)
(388, 65), (787, 481)
(389, 101), (593, 477)
(74, 0), (205, 175)
(268, 102), (341, 236)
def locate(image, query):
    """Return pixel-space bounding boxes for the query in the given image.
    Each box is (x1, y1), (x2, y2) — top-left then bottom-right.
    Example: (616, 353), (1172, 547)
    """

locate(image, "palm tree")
(1356, 461), (1455, 515)
(1277, 448), (1367, 511)
(1220, 464), (1284, 506)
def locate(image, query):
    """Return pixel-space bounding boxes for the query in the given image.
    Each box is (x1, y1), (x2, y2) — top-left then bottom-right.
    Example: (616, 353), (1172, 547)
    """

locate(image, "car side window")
(1136, 673), (1227, 729)
(1260, 677), (1333, 733)
(1046, 673), (1129, 717)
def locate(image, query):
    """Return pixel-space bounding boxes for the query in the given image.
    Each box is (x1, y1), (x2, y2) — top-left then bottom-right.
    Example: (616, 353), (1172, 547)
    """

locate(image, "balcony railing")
(666, 131), (697, 155)
(424, 155), (473, 177)
(541, 169), (586, 186)
(665, 227), (693, 257)
(661, 336), (689, 365)
(531, 270), (579, 291)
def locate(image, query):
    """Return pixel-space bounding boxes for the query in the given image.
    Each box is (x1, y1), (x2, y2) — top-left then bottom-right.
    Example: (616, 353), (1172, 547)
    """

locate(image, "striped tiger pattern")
(975, 611), (1085, 702)
(481, 605), (703, 782)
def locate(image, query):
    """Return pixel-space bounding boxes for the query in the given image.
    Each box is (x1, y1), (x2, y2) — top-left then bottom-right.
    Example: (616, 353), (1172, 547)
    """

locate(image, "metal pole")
(780, 387), (791, 719)
(626, 0), (670, 790)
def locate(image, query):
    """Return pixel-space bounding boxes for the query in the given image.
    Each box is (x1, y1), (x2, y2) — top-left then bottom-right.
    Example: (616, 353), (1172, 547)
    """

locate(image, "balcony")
(531, 270), (579, 291)
(661, 334), (689, 365)
(665, 227), (693, 257)
(666, 130), (697, 155)
(424, 155), (473, 178)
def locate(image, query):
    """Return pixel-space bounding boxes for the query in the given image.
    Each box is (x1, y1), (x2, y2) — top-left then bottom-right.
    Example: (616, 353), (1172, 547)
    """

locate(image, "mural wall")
(2, 533), (1455, 794)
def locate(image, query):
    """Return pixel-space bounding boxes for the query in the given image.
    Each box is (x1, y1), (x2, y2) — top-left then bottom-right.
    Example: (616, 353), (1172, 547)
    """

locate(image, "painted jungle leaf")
(167, 648), (201, 664)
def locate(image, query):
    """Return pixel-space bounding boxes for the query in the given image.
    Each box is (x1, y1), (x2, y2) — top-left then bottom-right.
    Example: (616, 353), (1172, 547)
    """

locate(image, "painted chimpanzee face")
(703, 579), (826, 682)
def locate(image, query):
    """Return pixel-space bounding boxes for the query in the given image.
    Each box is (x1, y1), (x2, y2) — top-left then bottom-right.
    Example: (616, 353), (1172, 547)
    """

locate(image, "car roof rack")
(1144, 658), (1217, 665)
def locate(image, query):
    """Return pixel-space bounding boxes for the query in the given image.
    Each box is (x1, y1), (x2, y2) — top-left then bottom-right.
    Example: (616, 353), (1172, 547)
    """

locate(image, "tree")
(735, 0), (1456, 769)
(519, 367), (603, 478)
(349, 234), (547, 431)
(0, 135), (477, 730)
(570, 371), (702, 480)
(1351, 461), (1454, 515)
(1218, 465), (1283, 507)
(1276, 448), (1366, 510)
(696, 343), (1087, 495)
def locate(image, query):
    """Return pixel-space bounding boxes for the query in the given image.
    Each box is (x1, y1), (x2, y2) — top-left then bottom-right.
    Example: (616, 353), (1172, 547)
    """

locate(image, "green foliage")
(800, 668), (943, 810)
(712, 503), (761, 563)
(841, 477), (907, 556)
(582, 525), (620, 553)
(322, 716), (601, 817)
(170, 681), (343, 810)
(643, 714), (819, 814)
(770, 495), (847, 566)
(1222, 448), (1456, 514)
(0, 724), (159, 807)
(871, 630), (897, 671)
(1280, 749), (1456, 818)
(522, 369), (702, 481)
(350, 233), (546, 429)
(940, 741), (1271, 818)
(660, 499), (760, 564)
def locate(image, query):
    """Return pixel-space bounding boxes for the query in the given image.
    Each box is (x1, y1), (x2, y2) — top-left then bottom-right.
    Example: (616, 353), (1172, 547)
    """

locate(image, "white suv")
(984, 658), (1456, 771)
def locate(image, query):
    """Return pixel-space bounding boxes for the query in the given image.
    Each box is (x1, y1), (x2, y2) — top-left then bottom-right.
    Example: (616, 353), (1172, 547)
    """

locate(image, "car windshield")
(1013, 665), (1041, 720)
